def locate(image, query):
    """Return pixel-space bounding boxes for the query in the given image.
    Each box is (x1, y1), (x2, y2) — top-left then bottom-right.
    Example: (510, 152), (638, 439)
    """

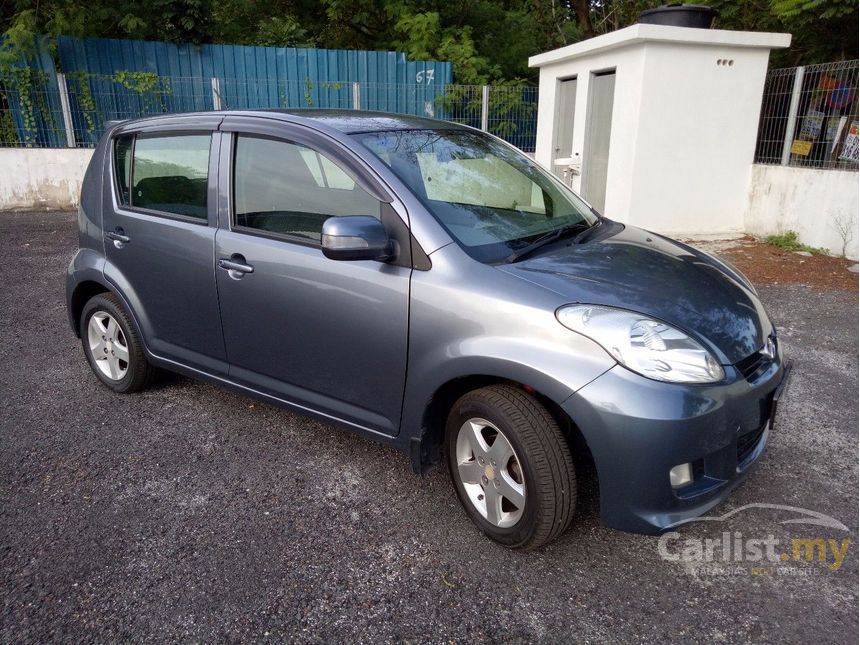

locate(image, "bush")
(765, 230), (829, 255)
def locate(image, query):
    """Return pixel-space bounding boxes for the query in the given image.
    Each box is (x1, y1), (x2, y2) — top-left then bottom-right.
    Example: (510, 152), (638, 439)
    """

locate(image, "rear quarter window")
(114, 135), (133, 205)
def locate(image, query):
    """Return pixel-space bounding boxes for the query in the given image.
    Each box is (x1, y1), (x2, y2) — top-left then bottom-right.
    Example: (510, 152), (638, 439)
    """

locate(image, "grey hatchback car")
(67, 110), (790, 549)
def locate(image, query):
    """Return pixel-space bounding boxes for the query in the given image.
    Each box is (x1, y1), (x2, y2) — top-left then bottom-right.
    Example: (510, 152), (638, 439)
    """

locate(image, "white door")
(582, 71), (616, 213)
(552, 78), (577, 180)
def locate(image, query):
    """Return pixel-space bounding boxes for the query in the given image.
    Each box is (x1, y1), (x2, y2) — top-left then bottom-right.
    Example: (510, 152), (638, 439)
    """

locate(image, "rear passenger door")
(102, 118), (227, 374)
(214, 117), (411, 437)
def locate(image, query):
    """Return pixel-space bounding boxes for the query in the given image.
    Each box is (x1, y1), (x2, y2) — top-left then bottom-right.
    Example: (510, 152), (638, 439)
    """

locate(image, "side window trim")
(220, 117), (393, 203)
(112, 130), (215, 226)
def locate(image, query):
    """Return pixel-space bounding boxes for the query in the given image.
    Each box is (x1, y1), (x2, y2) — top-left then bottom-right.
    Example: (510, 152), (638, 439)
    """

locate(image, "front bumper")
(562, 350), (790, 534)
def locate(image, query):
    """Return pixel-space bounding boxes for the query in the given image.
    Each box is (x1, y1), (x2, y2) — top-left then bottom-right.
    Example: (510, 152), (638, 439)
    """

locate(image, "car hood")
(497, 222), (771, 365)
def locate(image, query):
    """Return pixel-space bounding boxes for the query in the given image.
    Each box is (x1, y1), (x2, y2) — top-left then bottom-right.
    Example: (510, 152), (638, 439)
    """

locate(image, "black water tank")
(639, 4), (717, 29)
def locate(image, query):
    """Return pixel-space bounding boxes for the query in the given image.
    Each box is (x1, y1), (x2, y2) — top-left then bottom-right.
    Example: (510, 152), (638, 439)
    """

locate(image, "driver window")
(233, 135), (381, 243)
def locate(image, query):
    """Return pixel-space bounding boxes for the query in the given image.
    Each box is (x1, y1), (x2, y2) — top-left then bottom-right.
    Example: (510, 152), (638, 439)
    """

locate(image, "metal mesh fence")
(488, 85), (538, 153)
(0, 71), (540, 152)
(0, 70), (67, 147)
(755, 60), (858, 171)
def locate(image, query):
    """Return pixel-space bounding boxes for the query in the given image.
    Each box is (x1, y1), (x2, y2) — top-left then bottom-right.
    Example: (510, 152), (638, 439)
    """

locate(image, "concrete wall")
(0, 148), (94, 211)
(628, 43), (772, 236)
(744, 164), (859, 260)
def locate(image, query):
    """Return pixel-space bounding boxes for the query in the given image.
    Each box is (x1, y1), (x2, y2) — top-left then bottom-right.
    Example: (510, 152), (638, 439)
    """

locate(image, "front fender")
(400, 335), (615, 439)
(400, 243), (618, 465)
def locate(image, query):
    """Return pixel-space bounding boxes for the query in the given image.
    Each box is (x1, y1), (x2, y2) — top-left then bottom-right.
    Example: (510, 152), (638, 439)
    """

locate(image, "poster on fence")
(798, 110), (825, 140)
(838, 121), (858, 162)
(790, 139), (813, 156)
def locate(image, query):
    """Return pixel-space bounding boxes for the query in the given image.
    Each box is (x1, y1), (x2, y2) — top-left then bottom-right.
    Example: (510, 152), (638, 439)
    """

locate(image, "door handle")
(106, 228), (130, 247)
(218, 255), (254, 277)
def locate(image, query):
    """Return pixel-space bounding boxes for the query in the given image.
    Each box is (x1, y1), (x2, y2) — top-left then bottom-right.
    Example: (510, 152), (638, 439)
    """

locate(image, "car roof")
(269, 109), (468, 134)
(112, 109), (470, 135)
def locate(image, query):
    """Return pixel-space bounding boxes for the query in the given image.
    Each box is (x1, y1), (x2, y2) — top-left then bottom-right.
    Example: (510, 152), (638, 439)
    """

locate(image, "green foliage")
(771, 0), (855, 20)
(0, 9), (39, 68)
(255, 16), (313, 48)
(0, 0), (856, 81)
(707, 0), (858, 64)
(383, 6), (499, 83)
(303, 78), (314, 107)
(67, 71), (99, 138)
(0, 66), (56, 146)
(115, 69), (172, 113)
(765, 230), (829, 255)
(486, 81), (537, 141)
(0, 106), (18, 144)
(146, 0), (214, 44)
(115, 70), (161, 94)
(434, 79), (536, 147)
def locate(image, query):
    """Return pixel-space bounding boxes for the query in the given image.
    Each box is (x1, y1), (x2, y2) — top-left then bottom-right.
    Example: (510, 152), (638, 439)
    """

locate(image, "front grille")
(735, 336), (777, 381)
(737, 425), (766, 465)
(736, 351), (767, 380)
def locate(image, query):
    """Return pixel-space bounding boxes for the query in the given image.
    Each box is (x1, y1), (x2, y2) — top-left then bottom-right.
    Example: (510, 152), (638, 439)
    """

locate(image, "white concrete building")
(530, 23), (791, 237)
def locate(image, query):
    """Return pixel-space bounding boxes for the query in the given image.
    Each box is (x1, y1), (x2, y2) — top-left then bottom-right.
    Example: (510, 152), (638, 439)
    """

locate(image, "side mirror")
(321, 216), (393, 262)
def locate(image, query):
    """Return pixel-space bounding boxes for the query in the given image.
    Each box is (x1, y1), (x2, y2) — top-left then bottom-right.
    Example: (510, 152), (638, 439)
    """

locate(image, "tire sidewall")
(446, 394), (542, 548)
(81, 296), (140, 393)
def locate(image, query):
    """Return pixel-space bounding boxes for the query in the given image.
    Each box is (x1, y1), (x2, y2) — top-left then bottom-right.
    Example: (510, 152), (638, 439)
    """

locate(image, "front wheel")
(446, 385), (577, 549)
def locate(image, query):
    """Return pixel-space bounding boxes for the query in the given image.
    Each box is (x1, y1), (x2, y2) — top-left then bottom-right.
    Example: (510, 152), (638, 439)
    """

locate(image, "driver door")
(213, 119), (411, 437)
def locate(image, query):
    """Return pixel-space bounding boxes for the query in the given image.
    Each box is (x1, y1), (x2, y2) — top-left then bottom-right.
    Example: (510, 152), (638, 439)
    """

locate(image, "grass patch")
(765, 231), (829, 255)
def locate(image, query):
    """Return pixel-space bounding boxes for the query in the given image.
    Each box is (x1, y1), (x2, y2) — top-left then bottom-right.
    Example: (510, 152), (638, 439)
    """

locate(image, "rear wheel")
(81, 293), (157, 393)
(446, 385), (577, 549)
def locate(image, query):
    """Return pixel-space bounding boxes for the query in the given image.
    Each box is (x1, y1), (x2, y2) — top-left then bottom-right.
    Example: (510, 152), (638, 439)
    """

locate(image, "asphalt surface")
(1, 211), (858, 643)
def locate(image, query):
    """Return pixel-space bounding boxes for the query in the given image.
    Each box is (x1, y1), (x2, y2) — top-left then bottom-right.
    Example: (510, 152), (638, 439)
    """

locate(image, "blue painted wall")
(2, 37), (538, 153)
(52, 36), (452, 144)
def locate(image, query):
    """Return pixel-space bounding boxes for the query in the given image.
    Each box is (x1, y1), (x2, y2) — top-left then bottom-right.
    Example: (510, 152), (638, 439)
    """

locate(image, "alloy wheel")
(87, 311), (129, 381)
(455, 418), (526, 528)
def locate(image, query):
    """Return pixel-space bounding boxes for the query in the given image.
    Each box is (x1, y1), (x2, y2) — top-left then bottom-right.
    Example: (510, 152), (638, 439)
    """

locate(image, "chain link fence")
(0, 71), (539, 152)
(755, 59), (858, 171)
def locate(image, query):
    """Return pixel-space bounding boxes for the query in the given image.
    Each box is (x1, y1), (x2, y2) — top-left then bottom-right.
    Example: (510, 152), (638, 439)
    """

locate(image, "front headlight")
(556, 305), (725, 384)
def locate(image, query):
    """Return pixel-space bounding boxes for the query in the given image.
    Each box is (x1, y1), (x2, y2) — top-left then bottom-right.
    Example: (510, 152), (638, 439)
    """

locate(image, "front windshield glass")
(352, 129), (598, 263)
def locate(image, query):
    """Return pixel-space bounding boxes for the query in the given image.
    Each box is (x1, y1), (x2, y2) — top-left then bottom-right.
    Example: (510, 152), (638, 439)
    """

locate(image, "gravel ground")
(1, 211), (857, 643)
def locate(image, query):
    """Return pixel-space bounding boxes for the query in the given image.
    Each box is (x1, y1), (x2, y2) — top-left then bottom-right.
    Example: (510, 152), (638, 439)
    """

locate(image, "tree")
(769, 0), (858, 63)
(1, 0), (857, 80)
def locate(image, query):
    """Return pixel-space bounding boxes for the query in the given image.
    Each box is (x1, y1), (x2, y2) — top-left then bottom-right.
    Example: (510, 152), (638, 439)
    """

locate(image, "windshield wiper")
(505, 222), (592, 263)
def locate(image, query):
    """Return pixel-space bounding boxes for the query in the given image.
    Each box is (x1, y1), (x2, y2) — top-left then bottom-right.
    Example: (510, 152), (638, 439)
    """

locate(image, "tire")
(446, 385), (577, 549)
(80, 292), (157, 393)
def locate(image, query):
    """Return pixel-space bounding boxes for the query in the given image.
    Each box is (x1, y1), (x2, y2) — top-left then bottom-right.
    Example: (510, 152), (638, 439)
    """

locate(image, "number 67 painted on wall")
(415, 69), (435, 85)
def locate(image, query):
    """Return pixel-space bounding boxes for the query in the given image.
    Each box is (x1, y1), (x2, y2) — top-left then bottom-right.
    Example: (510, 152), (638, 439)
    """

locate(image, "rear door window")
(125, 134), (211, 219)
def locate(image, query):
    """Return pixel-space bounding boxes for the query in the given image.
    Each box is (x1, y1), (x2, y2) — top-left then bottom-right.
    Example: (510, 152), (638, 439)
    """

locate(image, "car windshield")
(351, 129), (598, 263)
